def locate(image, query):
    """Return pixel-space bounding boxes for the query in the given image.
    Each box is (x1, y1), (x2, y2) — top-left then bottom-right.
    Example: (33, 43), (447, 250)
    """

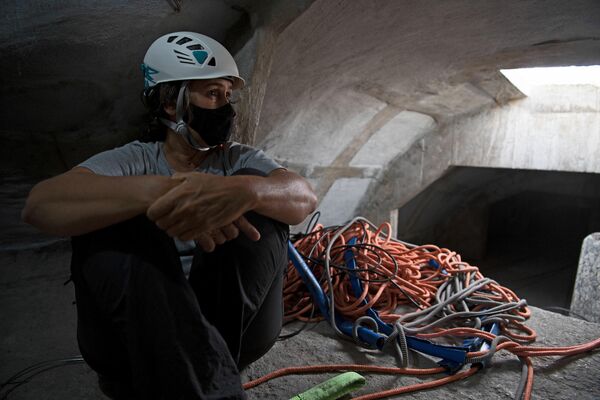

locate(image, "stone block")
(571, 233), (600, 323)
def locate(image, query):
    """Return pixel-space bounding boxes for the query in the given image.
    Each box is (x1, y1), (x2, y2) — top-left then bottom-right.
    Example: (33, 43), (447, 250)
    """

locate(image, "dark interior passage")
(396, 167), (600, 310)
(484, 191), (594, 308)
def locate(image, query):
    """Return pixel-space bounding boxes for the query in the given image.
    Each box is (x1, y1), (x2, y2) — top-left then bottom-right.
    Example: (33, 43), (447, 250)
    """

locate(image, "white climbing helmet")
(141, 31), (244, 90)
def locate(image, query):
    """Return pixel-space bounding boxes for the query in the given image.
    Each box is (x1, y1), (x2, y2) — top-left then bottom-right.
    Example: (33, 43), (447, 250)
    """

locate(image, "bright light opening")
(500, 65), (600, 96)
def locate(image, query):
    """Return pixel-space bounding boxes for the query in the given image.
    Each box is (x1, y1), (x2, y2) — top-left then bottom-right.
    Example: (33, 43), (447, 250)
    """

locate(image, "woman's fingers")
(220, 223), (239, 240)
(195, 233), (216, 252)
(147, 184), (186, 224)
(211, 229), (227, 245)
(235, 216), (261, 241)
(178, 218), (259, 251)
(179, 223), (240, 248)
(147, 171), (261, 249)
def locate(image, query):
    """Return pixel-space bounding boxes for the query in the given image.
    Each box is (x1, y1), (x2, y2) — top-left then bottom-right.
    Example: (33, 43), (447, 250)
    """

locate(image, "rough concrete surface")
(1, 244), (599, 399)
(349, 111), (435, 169)
(314, 178), (374, 228)
(246, 311), (600, 400)
(450, 85), (600, 174)
(571, 233), (600, 323)
(0, 242), (105, 400)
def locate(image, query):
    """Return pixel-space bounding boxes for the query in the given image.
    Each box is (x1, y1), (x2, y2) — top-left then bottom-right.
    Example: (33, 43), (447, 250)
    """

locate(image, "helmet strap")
(159, 81), (213, 151)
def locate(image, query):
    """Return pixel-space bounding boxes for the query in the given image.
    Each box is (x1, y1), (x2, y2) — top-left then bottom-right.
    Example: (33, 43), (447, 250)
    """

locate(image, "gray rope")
(514, 357), (530, 400)
(352, 316), (380, 349)
(383, 321), (410, 368)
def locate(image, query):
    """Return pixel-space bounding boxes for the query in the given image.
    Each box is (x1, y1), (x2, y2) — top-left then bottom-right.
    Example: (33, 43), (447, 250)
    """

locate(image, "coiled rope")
(244, 216), (599, 400)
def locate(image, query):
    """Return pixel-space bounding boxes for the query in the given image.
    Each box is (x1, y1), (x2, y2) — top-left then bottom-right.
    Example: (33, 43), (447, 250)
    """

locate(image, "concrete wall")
(359, 84), (600, 227)
(451, 85), (600, 173)
(1, 0), (243, 177)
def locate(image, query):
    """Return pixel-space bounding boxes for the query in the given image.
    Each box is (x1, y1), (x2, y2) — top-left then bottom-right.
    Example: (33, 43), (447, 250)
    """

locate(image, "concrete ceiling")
(256, 0), (600, 227)
(259, 0), (600, 154)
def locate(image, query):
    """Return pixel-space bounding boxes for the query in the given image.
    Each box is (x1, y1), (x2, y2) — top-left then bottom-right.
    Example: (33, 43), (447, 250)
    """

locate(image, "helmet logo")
(192, 50), (208, 64)
(141, 63), (159, 88)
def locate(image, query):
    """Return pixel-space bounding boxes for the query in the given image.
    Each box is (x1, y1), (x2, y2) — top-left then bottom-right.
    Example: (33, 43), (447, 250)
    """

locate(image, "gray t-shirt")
(79, 140), (283, 278)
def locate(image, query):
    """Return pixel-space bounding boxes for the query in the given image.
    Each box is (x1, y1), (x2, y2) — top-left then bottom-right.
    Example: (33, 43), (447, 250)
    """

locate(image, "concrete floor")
(1, 242), (599, 399)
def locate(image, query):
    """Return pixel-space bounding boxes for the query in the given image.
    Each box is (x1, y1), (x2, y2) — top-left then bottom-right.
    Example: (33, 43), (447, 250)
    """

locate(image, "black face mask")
(186, 103), (236, 147)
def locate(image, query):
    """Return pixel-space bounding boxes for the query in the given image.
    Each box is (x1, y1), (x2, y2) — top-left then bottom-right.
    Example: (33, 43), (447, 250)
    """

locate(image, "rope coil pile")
(284, 217), (530, 333)
(247, 216), (600, 400)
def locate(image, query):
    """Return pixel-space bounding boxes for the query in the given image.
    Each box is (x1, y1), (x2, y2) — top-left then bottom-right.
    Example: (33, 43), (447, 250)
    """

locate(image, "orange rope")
(243, 364), (479, 400)
(284, 222), (529, 330)
(352, 366), (480, 400)
(248, 220), (600, 399)
(242, 364), (446, 390)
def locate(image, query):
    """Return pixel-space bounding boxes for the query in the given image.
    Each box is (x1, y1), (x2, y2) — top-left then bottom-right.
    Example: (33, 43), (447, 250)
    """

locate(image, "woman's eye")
(227, 92), (239, 104)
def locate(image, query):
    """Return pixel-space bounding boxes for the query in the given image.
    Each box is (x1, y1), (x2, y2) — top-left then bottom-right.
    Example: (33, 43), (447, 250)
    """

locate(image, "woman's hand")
(146, 172), (260, 247)
(191, 216), (261, 252)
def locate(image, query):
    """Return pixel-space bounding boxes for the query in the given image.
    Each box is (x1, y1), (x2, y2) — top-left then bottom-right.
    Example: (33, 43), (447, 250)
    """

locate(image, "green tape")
(289, 372), (366, 400)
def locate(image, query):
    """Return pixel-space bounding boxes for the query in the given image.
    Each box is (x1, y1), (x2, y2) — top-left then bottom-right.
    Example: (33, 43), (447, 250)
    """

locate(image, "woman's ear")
(163, 102), (176, 118)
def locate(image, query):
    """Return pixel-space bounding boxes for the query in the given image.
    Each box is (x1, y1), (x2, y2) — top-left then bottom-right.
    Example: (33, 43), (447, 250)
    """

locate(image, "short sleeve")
(230, 143), (284, 175)
(78, 141), (152, 177)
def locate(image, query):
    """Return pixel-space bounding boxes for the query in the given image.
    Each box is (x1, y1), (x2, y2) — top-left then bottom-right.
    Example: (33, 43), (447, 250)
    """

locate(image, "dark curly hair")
(139, 81), (184, 142)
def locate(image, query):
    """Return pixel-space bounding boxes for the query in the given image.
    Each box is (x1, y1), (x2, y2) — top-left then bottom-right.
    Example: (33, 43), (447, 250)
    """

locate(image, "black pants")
(70, 178), (289, 399)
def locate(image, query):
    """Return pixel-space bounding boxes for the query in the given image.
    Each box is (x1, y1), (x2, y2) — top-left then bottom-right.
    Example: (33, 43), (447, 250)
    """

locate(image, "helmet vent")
(167, 35), (178, 43)
(207, 57), (216, 66)
(187, 44), (204, 50)
(172, 49), (196, 65)
(176, 37), (192, 45)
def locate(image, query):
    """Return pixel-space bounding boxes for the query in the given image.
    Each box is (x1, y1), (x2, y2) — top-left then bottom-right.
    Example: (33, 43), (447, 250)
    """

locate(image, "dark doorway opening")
(396, 167), (600, 309)
(484, 191), (591, 308)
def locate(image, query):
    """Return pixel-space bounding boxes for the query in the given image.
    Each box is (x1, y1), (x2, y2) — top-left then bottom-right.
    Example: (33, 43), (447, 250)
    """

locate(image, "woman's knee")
(230, 167), (290, 244)
(237, 269), (284, 369)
